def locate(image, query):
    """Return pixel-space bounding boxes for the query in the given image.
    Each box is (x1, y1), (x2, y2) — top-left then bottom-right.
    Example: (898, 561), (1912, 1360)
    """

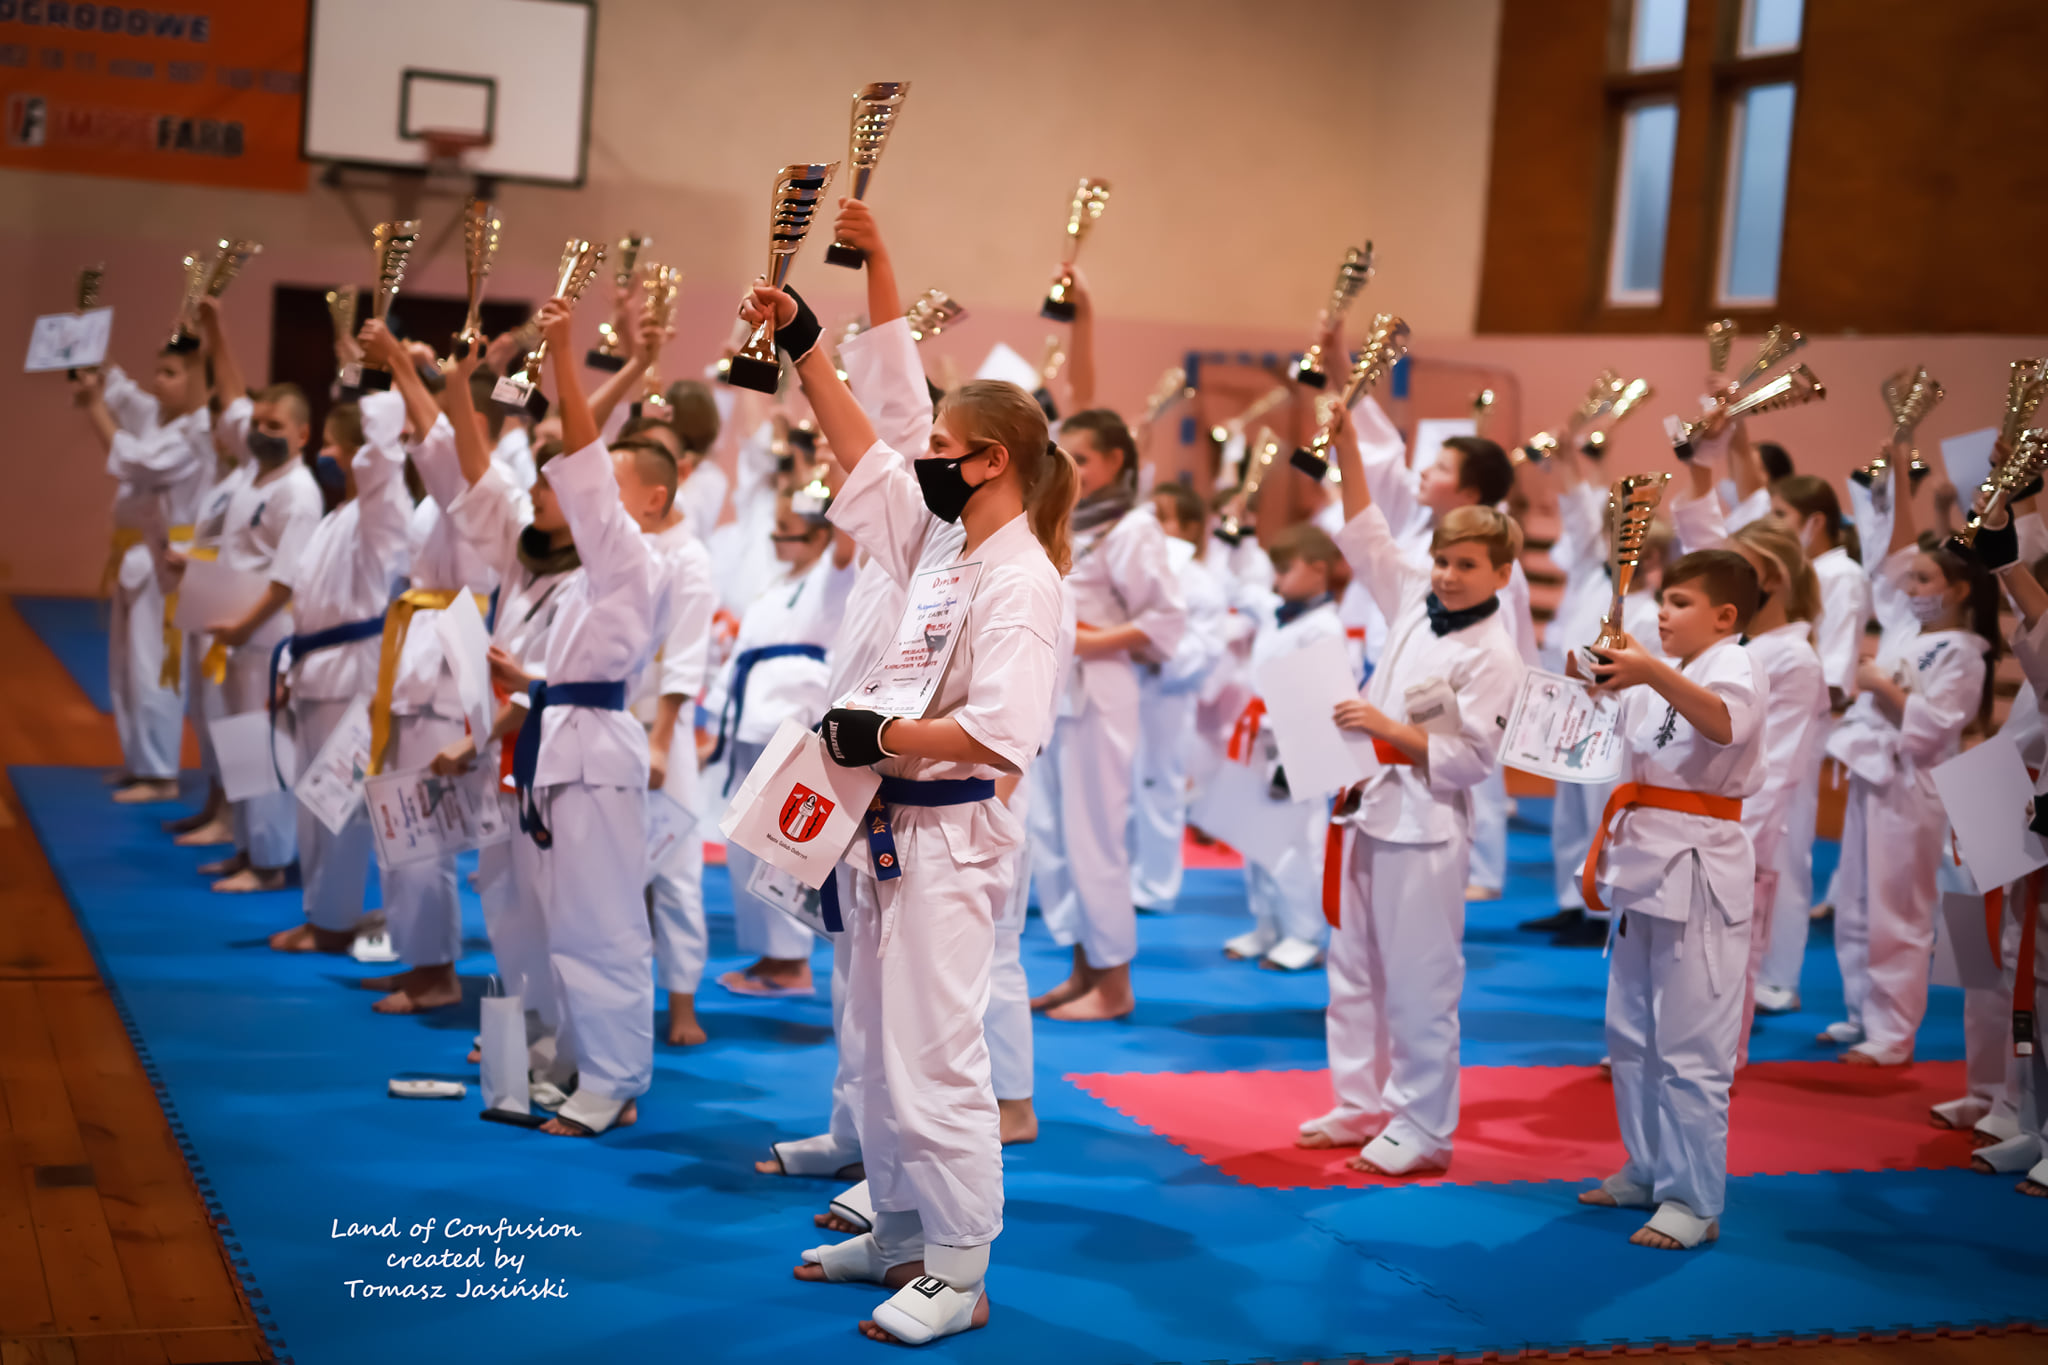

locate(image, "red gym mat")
(1068, 1060), (1980, 1190)
(1181, 827), (1244, 870)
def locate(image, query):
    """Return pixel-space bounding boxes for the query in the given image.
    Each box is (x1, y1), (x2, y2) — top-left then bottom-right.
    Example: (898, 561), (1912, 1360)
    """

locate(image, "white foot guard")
(529, 1078), (570, 1113)
(1974, 1132), (2043, 1174)
(1261, 936), (1324, 971)
(1586, 1172), (1655, 1208)
(2021, 1157), (2048, 1196)
(1930, 1096), (1992, 1131)
(1817, 1020), (1862, 1045)
(1354, 1132), (1448, 1176)
(1297, 1108), (1379, 1147)
(1752, 983), (1799, 1014)
(829, 1180), (876, 1234)
(801, 1232), (913, 1284)
(1223, 926), (1278, 960)
(871, 1243), (988, 1346)
(553, 1089), (628, 1135)
(1973, 1110), (2022, 1146)
(1641, 1201), (1719, 1249)
(770, 1132), (862, 1177)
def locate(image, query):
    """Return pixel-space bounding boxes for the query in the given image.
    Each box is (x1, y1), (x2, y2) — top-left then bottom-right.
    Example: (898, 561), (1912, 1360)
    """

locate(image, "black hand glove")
(820, 707), (891, 767)
(775, 285), (824, 366)
(1973, 517), (2020, 570)
(1268, 764), (1290, 801)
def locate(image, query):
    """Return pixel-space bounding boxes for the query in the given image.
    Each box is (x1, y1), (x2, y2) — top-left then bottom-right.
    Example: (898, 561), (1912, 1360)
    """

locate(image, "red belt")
(1321, 742), (1418, 928)
(1990, 873), (2043, 1057)
(1228, 698), (1266, 762)
(1580, 783), (1743, 917)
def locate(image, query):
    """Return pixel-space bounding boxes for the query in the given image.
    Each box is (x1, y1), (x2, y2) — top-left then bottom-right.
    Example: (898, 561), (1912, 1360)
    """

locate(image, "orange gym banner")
(0, 0), (307, 191)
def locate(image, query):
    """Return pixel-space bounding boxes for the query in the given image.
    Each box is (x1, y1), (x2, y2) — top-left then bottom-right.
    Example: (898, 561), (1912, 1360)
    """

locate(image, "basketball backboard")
(302, 0), (594, 187)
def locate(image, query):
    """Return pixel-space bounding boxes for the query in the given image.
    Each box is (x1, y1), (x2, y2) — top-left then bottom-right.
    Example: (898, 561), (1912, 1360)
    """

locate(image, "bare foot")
(1044, 964), (1133, 1022)
(1579, 1188), (1620, 1207)
(793, 1258), (924, 1289)
(1971, 1154), (1996, 1175)
(1630, 1226), (1683, 1249)
(212, 866), (286, 894)
(268, 923), (357, 954)
(719, 960), (813, 997)
(666, 995), (707, 1046)
(174, 817), (235, 847)
(1296, 1129), (1344, 1150)
(372, 965), (462, 1014)
(540, 1099), (638, 1138)
(998, 1098), (1038, 1146)
(113, 778), (181, 805)
(814, 1211), (864, 1233)
(859, 1289), (990, 1344)
(2018, 1179), (2047, 1198)
(1029, 947), (1094, 1012)
(1345, 1152), (1396, 1175)
(1463, 884), (1501, 902)
(466, 1045), (482, 1064)
(198, 851), (248, 878)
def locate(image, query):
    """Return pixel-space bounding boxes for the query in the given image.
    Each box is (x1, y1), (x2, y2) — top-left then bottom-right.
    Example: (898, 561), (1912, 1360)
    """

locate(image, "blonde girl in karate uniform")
(1823, 458), (1998, 1066)
(737, 276), (1070, 1346)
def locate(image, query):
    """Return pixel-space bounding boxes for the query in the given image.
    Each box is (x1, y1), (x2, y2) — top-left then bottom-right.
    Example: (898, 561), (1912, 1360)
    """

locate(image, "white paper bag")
(171, 558), (272, 633)
(295, 697), (373, 835)
(478, 994), (530, 1115)
(364, 766), (516, 871)
(1930, 732), (2048, 893)
(210, 711), (294, 802)
(1252, 634), (1379, 801)
(747, 857), (836, 936)
(719, 718), (880, 889)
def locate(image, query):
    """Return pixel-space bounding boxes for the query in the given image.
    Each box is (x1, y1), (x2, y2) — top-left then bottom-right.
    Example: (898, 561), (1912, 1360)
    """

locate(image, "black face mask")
(248, 430), (292, 463)
(914, 455), (985, 524)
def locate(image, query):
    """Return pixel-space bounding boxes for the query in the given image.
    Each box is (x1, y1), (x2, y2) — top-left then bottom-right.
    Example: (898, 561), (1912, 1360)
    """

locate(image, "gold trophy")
(67, 264), (105, 378)
(357, 220), (420, 391)
(1706, 318), (1737, 381)
(1589, 472), (1672, 657)
(1144, 366), (1190, 423)
(166, 239), (259, 351)
(1998, 358), (2048, 453)
(326, 286), (362, 388)
(1042, 177), (1110, 321)
(1289, 243), (1375, 389)
(586, 232), (650, 371)
(453, 199), (500, 360)
(824, 82), (912, 268)
(1581, 377), (1654, 458)
(904, 288), (966, 343)
(493, 239), (606, 418)
(1665, 323), (1817, 459)
(1851, 366), (1943, 488)
(1519, 371), (1621, 465)
(1209, 385), (1292, 448)
(638, 264), (684, 414)
(1291, 313), (1410, 480)
(728, 162), (840, 393)
(1954, 429), (2048, 553)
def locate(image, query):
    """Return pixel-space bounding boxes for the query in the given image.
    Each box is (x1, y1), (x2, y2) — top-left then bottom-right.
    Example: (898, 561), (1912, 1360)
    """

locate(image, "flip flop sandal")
(870, 1275), (985, 1345)
(718, 970), (815, 999)
(1642, 1201), (1718, 1249)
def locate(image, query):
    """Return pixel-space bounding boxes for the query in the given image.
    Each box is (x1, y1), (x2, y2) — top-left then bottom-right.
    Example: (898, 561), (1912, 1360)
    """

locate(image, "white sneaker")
(1753, 983), (1800, 1015)
(1817, 1020), (1862, 1045)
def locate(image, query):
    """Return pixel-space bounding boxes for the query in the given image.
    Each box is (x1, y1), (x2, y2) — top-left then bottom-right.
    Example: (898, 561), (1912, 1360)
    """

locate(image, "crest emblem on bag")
(778, 785), (834, 842)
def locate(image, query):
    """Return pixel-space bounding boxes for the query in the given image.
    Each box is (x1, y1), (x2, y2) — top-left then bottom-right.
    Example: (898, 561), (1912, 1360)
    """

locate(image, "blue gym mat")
(12, 594), (113, 713)
(14, 765), (2039, 1365)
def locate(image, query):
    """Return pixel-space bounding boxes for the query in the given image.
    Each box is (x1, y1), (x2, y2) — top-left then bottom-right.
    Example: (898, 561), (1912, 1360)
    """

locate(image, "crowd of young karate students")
(73, 186), (2048, 1341)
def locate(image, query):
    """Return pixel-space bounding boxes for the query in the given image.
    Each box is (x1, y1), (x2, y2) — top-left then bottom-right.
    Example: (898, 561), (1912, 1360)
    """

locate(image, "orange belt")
(1991, 872), (2042, 1057)
(1580, 783), (1743, 917)
(1320, 744), (1419, 928)
(1228, 698), (1266, 762)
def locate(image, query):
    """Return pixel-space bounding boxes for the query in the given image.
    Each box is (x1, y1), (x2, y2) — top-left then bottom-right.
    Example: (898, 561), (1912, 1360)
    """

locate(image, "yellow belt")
(146, 527), (199, 690)
(174, 545), (230, 685)
(367, 588), (492, 776)
(102, 527), (146, 597)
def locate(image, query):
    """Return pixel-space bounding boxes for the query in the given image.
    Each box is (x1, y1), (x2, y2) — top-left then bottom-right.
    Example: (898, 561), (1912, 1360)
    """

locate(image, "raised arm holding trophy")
(493, 238), (606, 418)
(726, 161), (839, 393)
(824, 82), (911, 268)
(1290, 313), (1410, 480)
(585, 233), (649, 371)
(1289, 242), (1375, 388)
(1042, 177), (1109, 321)
(1850, 365), (1943, 489)
(356, 220), (420, 392)
(1664, 323), (1823, 461)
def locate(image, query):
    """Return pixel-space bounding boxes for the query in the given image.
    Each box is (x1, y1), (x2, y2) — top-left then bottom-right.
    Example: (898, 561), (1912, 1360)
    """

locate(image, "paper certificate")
(841, 561), (984, 718)
(211, 711), (294, 803)
(1500, 668), (1624, 785)
(294, 697), (373, 835)
(171, 557), (272, 633)
(747, 857), (836, 936)
(1930, 730), (2048, 893)
(646, 788), (698, 872)
(1251, 633), (1380, 801)
(25, 307), (112, 373)
(364, 766), (515, 870)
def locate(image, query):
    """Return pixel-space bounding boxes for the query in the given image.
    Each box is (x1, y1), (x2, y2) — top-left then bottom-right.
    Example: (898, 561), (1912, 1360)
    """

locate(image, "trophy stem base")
(725, 352), (782, 395)
(1289, 447), (1330, 482)
(1848, 468), (1876, 489)
(1289, 360), (1328, 389)
(165, 333), (201, 355)
(583, 349), (628, 373)
(1039, 297), (1077, 323)
(523, 390), (551, 422)
(1033, 387), (1060, 423)
(358, 368), (394, 393)
(823, 241), (867, 269)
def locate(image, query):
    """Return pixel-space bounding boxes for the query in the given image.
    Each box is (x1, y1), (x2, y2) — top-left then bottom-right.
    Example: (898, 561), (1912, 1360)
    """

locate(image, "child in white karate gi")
(71, 343), (214, 805)
(1578, 548), (1767, 1249)
(1297, 414), (1525, 1174)
(1030, 409), (1187, 1021)
(738, 274), (1068, 1346)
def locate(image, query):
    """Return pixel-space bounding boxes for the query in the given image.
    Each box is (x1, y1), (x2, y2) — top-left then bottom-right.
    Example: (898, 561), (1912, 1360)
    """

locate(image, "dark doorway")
(266, 285), (531, 447)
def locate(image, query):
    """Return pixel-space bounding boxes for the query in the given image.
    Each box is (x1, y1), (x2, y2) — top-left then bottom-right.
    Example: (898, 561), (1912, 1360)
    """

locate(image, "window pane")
(1610, 100), (1679, 305)
(1720, 82), (1797, 304)
(1742, 0), (1803, 54)
(1629, 0), (1688, 69)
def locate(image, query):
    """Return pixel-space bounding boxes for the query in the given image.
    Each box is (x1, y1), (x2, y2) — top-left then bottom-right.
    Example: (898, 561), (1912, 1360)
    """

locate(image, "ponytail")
(1032, 440), (1078, 574)
(938, 379), (1075, 574)
(1920, 532), (2003, 730)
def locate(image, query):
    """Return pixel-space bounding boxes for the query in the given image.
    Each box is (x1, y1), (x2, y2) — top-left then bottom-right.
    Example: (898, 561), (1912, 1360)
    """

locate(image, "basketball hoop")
(420, 128), (492, 178)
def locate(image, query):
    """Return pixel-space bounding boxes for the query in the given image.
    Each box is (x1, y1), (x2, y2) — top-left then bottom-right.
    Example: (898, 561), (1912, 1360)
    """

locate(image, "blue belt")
(817, 775), (996, 933)
(711, 642), (827, 790)
(267, 614), (387, 784)
(511, 679), (628, 847)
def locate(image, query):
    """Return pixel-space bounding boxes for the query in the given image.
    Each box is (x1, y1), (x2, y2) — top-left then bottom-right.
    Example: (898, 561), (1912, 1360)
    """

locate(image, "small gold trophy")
(1954, 429), (2048, 553)
(825, 82), (912, 268)
(356, 221), (420, 391)
(1589, 472), (1672, 658)
(1665, 323), (1819, 459)
(1998, 358), (2048, 454)
(1042, 177), (1110, 321)
(1851, 366), (1944, 488)
(728, 162), (840, 393)
(586, 232), (650, 371)
(904, 288), (966, 343)
(493, 239), (607, 418)
(1581, 377), (1654, 459)
(1520, 370), (1623, 464)
(1144, 366), (1190, 423)
(638, 264), (684, 413)
(453, 199), (500, 361)
(1289, 243), (1376, 389)
(326, 285), (362, 388)
(165, 239), (259, 351)
(1706, 319), (1737, 381)
(67, 264), (106, 378)
(1291, 313), (1410, 481)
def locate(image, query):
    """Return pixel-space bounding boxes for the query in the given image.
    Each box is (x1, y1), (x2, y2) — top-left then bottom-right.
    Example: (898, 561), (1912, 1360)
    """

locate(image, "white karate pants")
(109, 567), (184, 780)
(188, 637), (226, 785)
(1324, 829), (1467, 1159)
(1247, 837), (1327, 947)
(1759, 756), (1823, 994)
(382, 711), (466, 969)
(291, 697), (375, 932)
(989, 835), (1035, 1101)
(648, 724), (707, 995)
(477, 804), (565, 1080)
(1129, 676), (1197, 909)
(1549, 779), (1614, 914)
(1607, 857), (1750, 1221)
(537, 783), (653, 1103)
(842, 812), (1004, 1248)
(1958, 901), (2024, 1125)
(1032, 701), (1140, 970)
(221, 644), (296, 868)
(1467, 766), (1508, 893)
(1736, 869), (1777, 1070)
(722, 740), (818, 961)
(821, 870), (869, 1156)
(1835, 774), (1943, 1060)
